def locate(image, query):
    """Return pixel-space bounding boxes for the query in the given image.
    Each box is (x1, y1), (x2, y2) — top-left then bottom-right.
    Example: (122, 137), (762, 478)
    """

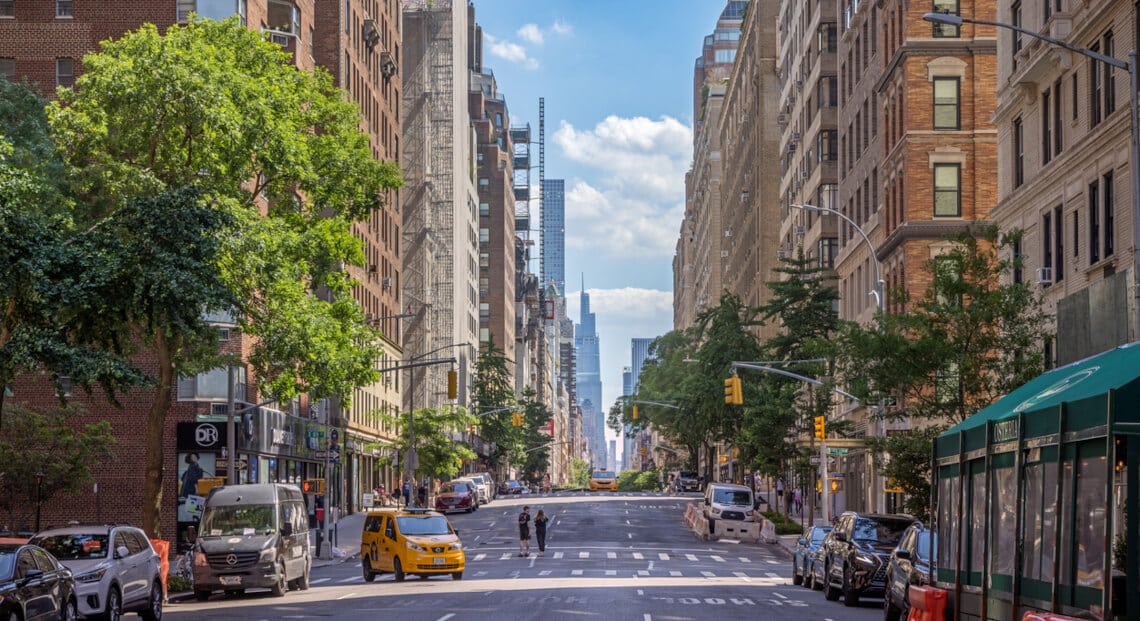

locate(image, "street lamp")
(791, 203), (884, 314)
(922, 11), (1140, 339)
(34, 472), (44, 532)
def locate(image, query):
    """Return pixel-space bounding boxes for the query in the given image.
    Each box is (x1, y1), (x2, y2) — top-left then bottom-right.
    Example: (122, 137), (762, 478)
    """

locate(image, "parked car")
(792, 525), (831, 587)
(470, 472), (497, 500)
(456, 477), (490, 505)
(0, 540), (77, 621)
(808, 531), (833, 591)
(360, 508), (464, 582)
(30, 523), (162, 621)
(435, 480), (479, 514)
(884, 522), (938, 621)
(820, 511), (916, 606)
(677, 470), (700, 492)
(494, 478), (522, 494)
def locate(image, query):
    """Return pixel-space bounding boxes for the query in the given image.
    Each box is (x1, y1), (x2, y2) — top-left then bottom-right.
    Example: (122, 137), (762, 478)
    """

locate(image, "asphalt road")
(164, 491), (883, 620)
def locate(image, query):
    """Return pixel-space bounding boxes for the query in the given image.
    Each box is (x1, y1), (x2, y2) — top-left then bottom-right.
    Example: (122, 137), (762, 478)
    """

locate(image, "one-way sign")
(215, 458), (248, 470)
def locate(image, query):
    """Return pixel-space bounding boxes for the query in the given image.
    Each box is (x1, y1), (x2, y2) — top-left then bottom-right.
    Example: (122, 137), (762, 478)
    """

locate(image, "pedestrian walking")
(534, 509), (549, 555)
(793, 487), (803, 514)
(401, 478), (411, 507)
(517, 506), (532, 556)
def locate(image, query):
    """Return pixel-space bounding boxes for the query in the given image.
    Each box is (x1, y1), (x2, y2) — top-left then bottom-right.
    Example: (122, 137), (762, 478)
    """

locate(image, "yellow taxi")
(588, 469), (618, 491)
(360, 508), (465, 582)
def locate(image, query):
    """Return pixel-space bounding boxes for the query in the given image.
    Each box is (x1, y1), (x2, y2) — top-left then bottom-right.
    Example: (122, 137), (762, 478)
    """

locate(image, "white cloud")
(484, 33), (540, 70)
(551, 19), (573, 36)
(554, 116), (692, 258)
(517, 23), (544, 45)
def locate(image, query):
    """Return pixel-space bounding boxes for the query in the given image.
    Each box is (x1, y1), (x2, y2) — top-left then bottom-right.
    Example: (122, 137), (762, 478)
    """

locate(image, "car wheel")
(823, 563), (840, 601)
(393, 557), (405, 582)
(7, 612), (17, 621)
(842, 564), (860, 607)
(884, 584), (902, 621)
(452, 571), (463, 580)
(194, 590), (211, 602)
(792, 559), (803, 585)
(139, 581), (163, 621)
(297, 561), (310, 590)
(270, 561), (287, 597)
(363, 557), (377, 582)
(103, 585), (122, 621)
(809, 566), (820, 590)
(63, 596), (78, 621)
(802, 561), (814, 589)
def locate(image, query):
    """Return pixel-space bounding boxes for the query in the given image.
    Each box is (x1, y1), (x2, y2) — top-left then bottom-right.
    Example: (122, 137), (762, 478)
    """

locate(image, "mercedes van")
(192, 483), (311, 601)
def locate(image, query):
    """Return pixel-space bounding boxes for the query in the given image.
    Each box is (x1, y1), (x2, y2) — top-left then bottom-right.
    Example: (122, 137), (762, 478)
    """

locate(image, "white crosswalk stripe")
(685, 554), (699, 562)
(607, 552), (617, 559)
(578, 551), (589, 559)
(605, 570), (617, 576)
(633, 552), (644, 560)
(553, 552), (564, 559)
(700, 571), (716, 577)
(670, 570), (682, 576)
(711, 555), (725, 562)
(739, 557), (752, 563)
(500, 553), (513, 560)
(338, 576), (361, 583)
(474, 554), (486, 561)
(571, 569), (583, 576)
(638, 570), (649, 576)
(310, 578), (331, 584)
(659, 553), (670, 560)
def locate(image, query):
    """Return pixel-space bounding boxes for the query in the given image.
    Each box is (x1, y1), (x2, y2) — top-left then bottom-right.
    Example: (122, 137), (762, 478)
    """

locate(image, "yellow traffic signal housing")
(511, 411), (523, 427)
(724, 375), (743, 405)
(302, 478), (326, 495)
(632, 405), (639, 420)
(813, 415), (826, 440)
(196, 476), (226, 496)
(468, 422), (476, 434)
(447, 370), (458, 399)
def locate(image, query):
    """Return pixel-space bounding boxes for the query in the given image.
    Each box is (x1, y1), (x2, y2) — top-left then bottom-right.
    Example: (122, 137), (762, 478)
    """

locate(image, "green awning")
(937, 342), (1140, 456)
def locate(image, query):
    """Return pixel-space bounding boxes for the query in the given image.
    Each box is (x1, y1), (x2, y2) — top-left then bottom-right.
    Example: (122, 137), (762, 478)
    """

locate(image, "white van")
(703, 482), (757, 532)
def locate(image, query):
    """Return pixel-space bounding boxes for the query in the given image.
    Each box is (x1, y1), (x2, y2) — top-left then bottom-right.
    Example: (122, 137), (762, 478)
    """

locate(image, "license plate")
(433, 557), (445, 565)
(220, 576), (241, 586)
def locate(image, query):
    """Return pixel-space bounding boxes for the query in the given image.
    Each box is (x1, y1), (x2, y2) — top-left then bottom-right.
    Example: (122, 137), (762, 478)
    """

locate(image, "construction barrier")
(149, 539), (170, 600)
(713, 519), (761, 543)
(1022, 613), (1086, 621)
(906, 585), (948, 621)
(759, 518), (777, 544)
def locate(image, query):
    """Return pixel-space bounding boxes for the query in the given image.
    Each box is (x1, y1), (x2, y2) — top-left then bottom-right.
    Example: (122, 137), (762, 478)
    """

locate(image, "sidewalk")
(311, 510), (364, 568)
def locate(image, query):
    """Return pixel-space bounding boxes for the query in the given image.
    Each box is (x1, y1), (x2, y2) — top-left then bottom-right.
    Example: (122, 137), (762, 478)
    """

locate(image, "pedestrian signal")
(724, 375), (743, 405)
(302, 478), (326, 495)
(813, 415), (826, 440)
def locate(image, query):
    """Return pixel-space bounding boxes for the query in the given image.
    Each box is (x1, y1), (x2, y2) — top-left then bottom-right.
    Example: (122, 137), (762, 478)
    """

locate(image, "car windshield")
(439, 482), (467, 494)
(679, 471), (697, 479)
(810, 528), (831, 543)
(916, 531), (938, 562)
(713, 490), (752, 505)
(592, 471), (615, 480)
(31, 533), (110, 560)
(397, 515), (452, 536)
(852, 518), (912, 545)
(200, 504), (277, 536)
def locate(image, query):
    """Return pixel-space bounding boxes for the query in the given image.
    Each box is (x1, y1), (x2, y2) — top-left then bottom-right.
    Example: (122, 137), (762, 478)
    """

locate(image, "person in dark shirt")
(517, 506), (532, 557)
(534, 509), (549, 556)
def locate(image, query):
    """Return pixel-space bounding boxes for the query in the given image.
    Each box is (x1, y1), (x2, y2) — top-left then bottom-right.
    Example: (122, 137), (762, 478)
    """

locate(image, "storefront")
(933, 342), (1140, 620)
(174, 408), (328, 548)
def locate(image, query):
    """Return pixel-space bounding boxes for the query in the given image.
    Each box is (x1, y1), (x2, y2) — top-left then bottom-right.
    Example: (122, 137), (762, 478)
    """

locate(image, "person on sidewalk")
(534, 509), (549, 555)
(401, 478), (411, 507)
(517, 506), (532, 556)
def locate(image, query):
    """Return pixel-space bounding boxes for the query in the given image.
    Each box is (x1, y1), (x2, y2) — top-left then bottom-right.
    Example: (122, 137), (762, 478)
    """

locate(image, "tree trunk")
(142, 328), (174, 538)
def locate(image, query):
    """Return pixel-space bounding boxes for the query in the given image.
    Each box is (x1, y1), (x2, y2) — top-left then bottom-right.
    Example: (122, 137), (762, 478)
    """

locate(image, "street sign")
(215, 459), (248, 471)
(828, 447), (849, 455)
(810, 456), (821, 465)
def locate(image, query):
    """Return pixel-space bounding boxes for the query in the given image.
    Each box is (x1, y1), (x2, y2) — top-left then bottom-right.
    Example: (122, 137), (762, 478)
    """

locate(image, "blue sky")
(472, 1), (728, 454)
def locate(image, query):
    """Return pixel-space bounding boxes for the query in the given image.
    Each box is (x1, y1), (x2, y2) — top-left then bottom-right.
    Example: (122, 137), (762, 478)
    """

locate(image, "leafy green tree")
(835, 227), (1049, 518)
(514, 391), (553, 484)
(470, 337), (519, 465)
(0, 404), (115, 529)
(381, 406), (476, 481)
(567, 457), (591, 489)
(44, 18), (402, 536)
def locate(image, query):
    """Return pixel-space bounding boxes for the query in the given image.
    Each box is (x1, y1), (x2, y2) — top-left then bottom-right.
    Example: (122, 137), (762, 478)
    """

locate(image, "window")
(1090, 41), (1102, 126)
(1103, 31), (1116, 116)
(819, 237), (838, 268)
(1103, 170), (1114, 258)
(1089, 179), (1100, 263)
(933, 163), (961, 217)
(1042, 211), (1052, 281)
(55, 58), (74, 88)
(56, 0), (72, 17)
(819, 129), (838, 161)
(817, 76), (838, 108)
(933, 78), (960, 130)
(1054, 205), (1064, 282)
(1053, 79), (1063, 156)
(714, 49), (736, 64)
(1012, 238), (1023, 284)
(267, 0), (299, 36)
(1013, 117), (1024, 188)
(1011, 3), (1023, 65)
(0, 1), (13, 18)
(932, 0), (959, 37)
(479, 202), (489, 217)
(1041, 87), (1052, 164)
(819, 23), (838, 53)
(0, 58), (13, 82)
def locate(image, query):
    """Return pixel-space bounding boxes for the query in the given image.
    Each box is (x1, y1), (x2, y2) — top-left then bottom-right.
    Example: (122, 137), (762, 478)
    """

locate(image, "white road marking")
(628, 533), (633, 539)
(572, 569), (583, 576)
(539, 570), (551, 576)
(638, 570), (650, 576)
(719, 539), (740, 544)
(336, 591), (356, 600)
(579, 551), (589, 559)
(711, 555), (726, 562)
(436, 614), (456, 621)
(686, 554), (699, 562)
(659, 553), (670, 560)
(337, 576), (360, 583)
(607, 552), (617, 559)
(739, 557), (752, 563)
(669, 570), (682, 576)
(701, 571), (716, 577)
(475, 571), (487, 577)
(633, 552), (644, 560)
(605, 570), (617, 576)
(644, 615), (652, 621)
(766, 572), (781, 579)
(473, 554), (486, 561)
(626, 519), (631, 525)
(310, 578), (330, 584)
(766, 560), (780, 565)
(553, 552), (564, 559)
(733, 571), (751, 581)
(774, 592), (787, 599)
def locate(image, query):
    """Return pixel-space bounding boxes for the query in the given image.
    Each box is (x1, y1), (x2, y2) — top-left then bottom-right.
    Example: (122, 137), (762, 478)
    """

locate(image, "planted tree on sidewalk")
(43, 17), (403, 536)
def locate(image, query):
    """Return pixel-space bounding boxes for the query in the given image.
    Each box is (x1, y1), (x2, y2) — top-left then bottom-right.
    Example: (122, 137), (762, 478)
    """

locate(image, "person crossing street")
(517, 506), (532, 557)
(534, 509), (549, 555)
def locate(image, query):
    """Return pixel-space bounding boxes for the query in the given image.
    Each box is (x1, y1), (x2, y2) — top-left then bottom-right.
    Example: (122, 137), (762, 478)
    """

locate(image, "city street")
(164, 492), (882, 620)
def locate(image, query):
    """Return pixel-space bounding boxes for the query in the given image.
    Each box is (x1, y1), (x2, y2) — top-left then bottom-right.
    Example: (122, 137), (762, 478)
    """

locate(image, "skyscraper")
(542, 179), (566, 296)
(574, 279), (605, 468)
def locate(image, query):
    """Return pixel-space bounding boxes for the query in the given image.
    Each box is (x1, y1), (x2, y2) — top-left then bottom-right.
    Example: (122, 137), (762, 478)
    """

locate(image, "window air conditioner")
(801, 170), (809, 180)
(380, 51), (397, 78)
(1036, 267), (1053, 284)
(381, 277), (392, 288)
(795, 226), (806, 236)
(721, 251), (730, 258)
(777, 113), (788, 124)
(724, 229), (733, 237)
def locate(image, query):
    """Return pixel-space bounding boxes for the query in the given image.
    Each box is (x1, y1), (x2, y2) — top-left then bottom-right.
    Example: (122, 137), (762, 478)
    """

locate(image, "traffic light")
(301, 478), (326, 495)
(632, 405), (639, 420)
(813, 415), (826, 440)
(511, 411), (523, 427)
(724, 375), (743, 405)
(447, 370), (458, 399)
(468, 422), (476, 434)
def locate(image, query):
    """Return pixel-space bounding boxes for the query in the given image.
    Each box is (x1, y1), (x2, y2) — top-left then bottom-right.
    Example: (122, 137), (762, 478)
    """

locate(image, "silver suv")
(31, 524), (163, 621)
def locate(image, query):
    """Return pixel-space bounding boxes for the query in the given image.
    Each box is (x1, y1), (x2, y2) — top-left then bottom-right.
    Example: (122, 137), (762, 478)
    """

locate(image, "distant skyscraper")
(575, 279), (605, 468)
(542, 179), (566, 295)
(631, 338), (654, 392)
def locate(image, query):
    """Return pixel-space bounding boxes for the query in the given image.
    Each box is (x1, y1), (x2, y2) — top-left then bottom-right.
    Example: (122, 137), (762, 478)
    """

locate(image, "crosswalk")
(469, 550), (782, 565)
(312, 566), (787, 585)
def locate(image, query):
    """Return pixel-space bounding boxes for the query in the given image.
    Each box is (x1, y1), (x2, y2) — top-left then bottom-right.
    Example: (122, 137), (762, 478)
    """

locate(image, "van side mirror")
(281, 523), (293, 537)
(834, 532), (847, 543)
(704, 498), (710, 506)
(894, 549), (911, 561)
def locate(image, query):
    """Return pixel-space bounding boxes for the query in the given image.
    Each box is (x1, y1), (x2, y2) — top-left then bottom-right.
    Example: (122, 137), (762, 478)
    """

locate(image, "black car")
(820, 511), (915, 606)
(677, 471), (700, 492)
(792, 525), (831, 587)
(884, 522), (937, 621)
(0, 541), (77, 621)
(497, 480), (524, 495)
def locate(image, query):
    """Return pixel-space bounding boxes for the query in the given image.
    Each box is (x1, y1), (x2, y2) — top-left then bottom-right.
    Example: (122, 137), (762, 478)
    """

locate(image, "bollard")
(149, 539), (170, 601)
(315, 528), (323, 558)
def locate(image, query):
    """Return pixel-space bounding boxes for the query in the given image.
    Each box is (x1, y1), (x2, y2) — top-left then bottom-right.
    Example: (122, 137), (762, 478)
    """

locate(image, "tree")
(834, 227), (1050, 518)
(0, 404), (115, 530)
(567, 458), (591, 489)
(470, 337), (519, 466)
(380, 406), (476, 481)
(514, 390), (553, 484)
(44, 18), (403, 536)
